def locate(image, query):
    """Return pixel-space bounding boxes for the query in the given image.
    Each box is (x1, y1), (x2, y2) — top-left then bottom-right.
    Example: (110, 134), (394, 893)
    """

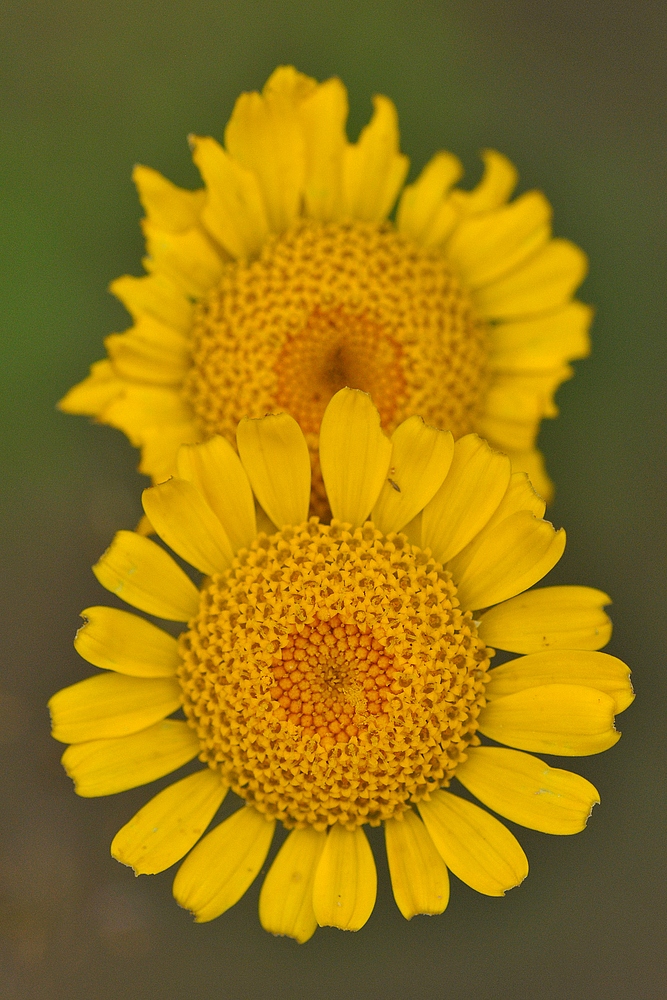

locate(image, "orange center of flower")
(178, 519), (491, 830)
(269, 618), (399, 748)
(183, 220), (489, 517)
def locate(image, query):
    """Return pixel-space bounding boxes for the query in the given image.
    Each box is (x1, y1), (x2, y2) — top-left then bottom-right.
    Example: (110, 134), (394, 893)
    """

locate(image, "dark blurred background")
(1, 2), (665, 998)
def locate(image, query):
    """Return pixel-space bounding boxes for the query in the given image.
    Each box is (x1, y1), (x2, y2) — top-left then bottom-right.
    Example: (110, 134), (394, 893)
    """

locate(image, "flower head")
(59, 66), (591, 506)
(50, 389), (631, 941)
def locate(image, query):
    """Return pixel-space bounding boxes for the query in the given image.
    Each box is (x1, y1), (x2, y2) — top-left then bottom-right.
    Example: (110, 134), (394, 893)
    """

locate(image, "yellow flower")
(59, 66), (591, 507)
(50, 389), (631, 941)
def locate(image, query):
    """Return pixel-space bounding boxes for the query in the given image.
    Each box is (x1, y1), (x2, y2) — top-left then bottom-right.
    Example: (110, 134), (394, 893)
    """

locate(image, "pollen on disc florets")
(178, 519), (492, 830)
(182, 220), (490, 517)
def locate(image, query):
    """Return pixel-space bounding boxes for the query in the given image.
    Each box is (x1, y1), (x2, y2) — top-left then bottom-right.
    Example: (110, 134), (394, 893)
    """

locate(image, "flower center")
(178, 519), (491, 830)
(183, 220), (490, 517)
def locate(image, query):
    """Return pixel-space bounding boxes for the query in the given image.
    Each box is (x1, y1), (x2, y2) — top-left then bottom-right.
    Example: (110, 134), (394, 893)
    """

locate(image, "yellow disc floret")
(183, 220), (489, 514)
(178, 518), (491, 830)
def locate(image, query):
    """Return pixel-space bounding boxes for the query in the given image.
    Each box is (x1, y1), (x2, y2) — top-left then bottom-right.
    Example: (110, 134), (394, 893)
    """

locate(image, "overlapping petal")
(176, 437), (257, 553)
(49, 673), (181, 744)
(111, 769), (227, 875)
(236, 412), (311, 528)
(342, 95), (409, 222)
(418, 790), (528, 896)
(385, 810), (450, 919)
(484, 650), (633, 713)
(421, 435), (511, 562)
(259, 827), (326, 943)
(478, 684), (620, 755)
(93, 531), (199, 621)
(173, 807), (275, 923)
(61, 720), (200, 797)
(74, 606), (179, 677)
(312, 825), (377, 931)
(449, 510), (566, 611)
(478, 586), (612, 653)
(142, 478), (234, 575)
(319, 388), (392, 527)
(104, 317), (190, 386)
(371, 416), (453, 535)
(456, 748), (600, 835)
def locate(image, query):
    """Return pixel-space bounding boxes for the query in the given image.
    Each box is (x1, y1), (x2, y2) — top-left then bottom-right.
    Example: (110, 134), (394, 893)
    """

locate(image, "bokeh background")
(1, 2), (666, 997)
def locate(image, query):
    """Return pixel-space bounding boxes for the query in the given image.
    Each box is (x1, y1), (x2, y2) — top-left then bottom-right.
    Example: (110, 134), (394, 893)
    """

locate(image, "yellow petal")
(473, 238), (588, 320)
(177, 437), (257, 554)
(135, 514), (154, 536)
(442, 471), (545, 602)
(102, 383), (193, 445)
(137, 421), (200, 483)
(236, 413), (310, 528)
(105, 317), (190, 386)
(58, 360), (125, 416)
(489, 301), (592, 372)
(421, 435), (510, 562)
(456, 747), (600, 835)
(478, 586), (612, 653)
(384, 810), (450, 919)
(478, 683), (620, 755)
(61, 720), (200, 797)
(255, 500), (277, 536)
(138, 420), (200, 482)
(74, 606), (179, 677)
(420, 199), (460, 248)
(342, 95), (409, 222)
(312, 824), (377, 931)
(225, 66), (316, 234)
(371, 417), (454, 535)
(485, 650), (633, 713)
(110, 273), (193, 334)
(299, 76), (349, 222)
(475, 415), (536, 455)
(190, 135), (269, 261)
(481, 367), (572, 424)
(111, 769), (227, 875)
(142, 478), (233, 575)
(401, 510), (423, 547)
(319, 388), (392, 528)
(132, 165), (206, 232)
(449, 149), (518, 215)
(259, 827), (327, 943)
(449, 511), (566, 611)
(448, 191), (552, 290)
(173, 807), (275, 923)
(484, 471), (546, 528)
(49, 673), (181, 744)
(419, 790), (527, 896)
(93, 530), (200, 621)
(141, 219), (225, 299)
(396, 151), (463, 244)
(507, 448), (553, 504)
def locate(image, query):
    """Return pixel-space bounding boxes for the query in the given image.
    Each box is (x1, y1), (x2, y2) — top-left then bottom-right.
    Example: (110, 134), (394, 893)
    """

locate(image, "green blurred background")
(1, 2), (665, 997)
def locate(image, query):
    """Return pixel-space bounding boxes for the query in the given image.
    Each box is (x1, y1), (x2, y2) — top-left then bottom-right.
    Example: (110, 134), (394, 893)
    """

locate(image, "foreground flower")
(50, 390), (631, 941)
(59, 66), (591, 507)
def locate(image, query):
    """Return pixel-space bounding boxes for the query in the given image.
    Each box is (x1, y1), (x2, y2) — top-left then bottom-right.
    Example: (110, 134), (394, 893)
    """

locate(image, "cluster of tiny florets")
(182, 220), (489, 517)
(178, 519), (492, 830)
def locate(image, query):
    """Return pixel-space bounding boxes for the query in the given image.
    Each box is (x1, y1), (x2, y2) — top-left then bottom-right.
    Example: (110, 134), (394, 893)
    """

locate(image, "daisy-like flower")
(59, 65), (591, 507)
(50, 389), (631, 941)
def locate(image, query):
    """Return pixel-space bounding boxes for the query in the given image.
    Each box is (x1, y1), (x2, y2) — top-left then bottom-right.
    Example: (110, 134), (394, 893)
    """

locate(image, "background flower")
(1, 2), (664, 998)
(59, 65), (589, 505)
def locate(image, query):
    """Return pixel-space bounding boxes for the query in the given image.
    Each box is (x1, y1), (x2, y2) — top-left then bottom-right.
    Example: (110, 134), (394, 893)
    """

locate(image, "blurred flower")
(59, 66), (591, 507)
(49, 389), (631, 941)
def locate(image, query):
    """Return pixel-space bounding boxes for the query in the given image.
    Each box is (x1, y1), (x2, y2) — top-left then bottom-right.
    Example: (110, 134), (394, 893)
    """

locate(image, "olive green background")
(1, 2), (665, 997)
